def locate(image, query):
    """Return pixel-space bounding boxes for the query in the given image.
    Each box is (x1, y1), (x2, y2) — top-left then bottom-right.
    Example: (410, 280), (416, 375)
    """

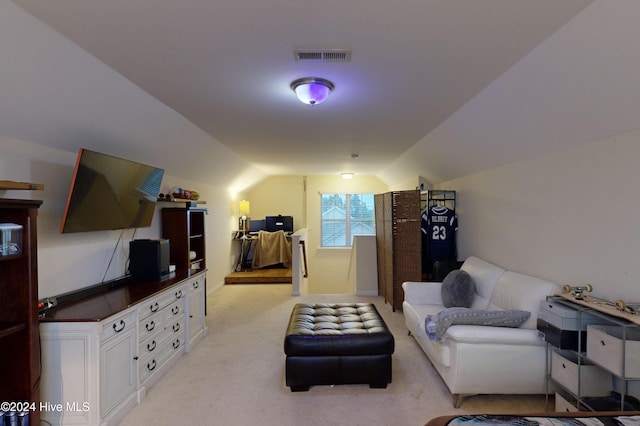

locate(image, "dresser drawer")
(138, 331), (185, 384)
(587, 325), (640, 378)
(139, 332), (165, 359)
(188, 275), (205, 292)
(551, 350), (611, 396)
(165, 313), (185, 337)
(554, 392), (578, 413)
(139, 310), (166, 342)
(165, 299), (184, 320)
(138, 296), (166, 320)
(139, 285), (187, 320)
(139, 314), (184, 358)
(100, 309), (136, 342)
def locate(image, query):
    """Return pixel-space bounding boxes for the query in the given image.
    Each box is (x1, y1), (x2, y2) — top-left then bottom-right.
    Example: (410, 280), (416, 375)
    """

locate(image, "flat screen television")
(60, 148), (165, 233)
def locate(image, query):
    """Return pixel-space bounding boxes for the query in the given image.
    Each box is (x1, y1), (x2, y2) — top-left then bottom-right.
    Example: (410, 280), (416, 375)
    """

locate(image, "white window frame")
(320, 193), (375, 248)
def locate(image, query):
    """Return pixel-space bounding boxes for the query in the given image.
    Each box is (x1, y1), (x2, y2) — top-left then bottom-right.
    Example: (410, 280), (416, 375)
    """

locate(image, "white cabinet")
(100, 310), (137, 421)
(40, 307), (138, 426)
(40, 271), (207, 426)
(542, 296), (640, 412)
(186, 273), (207, 350)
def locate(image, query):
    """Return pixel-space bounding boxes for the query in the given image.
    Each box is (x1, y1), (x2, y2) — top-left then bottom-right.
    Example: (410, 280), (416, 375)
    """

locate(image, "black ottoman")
(284, 303), (394, 391)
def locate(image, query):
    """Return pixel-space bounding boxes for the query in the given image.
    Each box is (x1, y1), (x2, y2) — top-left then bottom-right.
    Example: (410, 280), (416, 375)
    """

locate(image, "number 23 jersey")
(422, 205), (457, 260)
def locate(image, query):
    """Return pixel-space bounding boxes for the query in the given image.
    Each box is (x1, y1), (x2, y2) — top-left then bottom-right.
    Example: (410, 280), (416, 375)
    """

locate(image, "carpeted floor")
(119, 284), (547, 426)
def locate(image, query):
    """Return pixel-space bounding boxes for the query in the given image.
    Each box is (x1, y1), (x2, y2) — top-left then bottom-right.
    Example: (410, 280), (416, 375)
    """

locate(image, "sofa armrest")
(402, 281), (444, 305)
(445, 326), (544, 346)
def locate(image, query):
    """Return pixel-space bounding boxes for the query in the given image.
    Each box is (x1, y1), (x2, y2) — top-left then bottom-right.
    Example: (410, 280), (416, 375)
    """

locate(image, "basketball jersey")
(422, 205), (457, 260)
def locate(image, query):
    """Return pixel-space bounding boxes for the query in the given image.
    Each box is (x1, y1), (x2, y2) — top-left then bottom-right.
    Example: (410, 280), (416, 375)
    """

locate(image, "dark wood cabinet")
(374, 190), (421, 310)
(0, 198), (42, 425)
(161, 206), (207, 272)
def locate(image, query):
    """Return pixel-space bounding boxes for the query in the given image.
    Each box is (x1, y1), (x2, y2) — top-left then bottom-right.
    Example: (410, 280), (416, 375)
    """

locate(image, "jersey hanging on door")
(422, 205), (458, 260)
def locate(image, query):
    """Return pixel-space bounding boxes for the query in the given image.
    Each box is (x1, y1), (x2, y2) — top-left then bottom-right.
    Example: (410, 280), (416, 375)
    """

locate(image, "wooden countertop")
(40, 269), (205, 322)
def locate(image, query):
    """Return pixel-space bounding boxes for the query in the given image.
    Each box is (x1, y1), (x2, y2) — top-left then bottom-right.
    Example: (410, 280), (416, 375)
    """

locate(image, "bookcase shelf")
(0, 180), (44, 190)
(0, 321), (26, 338)
(0, 198), (42, 425)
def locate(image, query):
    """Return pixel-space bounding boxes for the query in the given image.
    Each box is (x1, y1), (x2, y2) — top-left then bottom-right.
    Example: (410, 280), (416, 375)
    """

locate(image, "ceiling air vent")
(294, 49), (351, 62)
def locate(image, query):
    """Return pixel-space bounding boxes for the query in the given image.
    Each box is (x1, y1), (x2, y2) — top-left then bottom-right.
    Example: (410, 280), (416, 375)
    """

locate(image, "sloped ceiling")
(380, 0), (640, 185)
(9, 0), (606, 186)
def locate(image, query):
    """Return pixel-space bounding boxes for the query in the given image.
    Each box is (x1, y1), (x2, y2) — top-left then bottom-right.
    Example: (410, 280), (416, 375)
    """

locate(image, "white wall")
(0, 139), (237, 297)
(439, 128), (640, 302)
(305, 175), (388, 294)
(0, 2), (266, 298)
(244, 174), (390, 294)
(9, 0), (640, 303)
(350, 236), (379, 296)
(245, 176), (306, 230)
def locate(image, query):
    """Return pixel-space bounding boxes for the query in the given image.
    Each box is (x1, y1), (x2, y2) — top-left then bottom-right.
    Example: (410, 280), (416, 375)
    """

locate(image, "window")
(320, 193), (375, 247)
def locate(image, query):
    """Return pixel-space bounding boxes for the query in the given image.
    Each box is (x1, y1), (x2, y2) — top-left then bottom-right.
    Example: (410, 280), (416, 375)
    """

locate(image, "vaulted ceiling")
(12, 0), (608, 186)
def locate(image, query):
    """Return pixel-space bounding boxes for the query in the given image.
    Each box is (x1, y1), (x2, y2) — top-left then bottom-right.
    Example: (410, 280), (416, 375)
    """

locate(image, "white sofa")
(402, 256), (560, 407)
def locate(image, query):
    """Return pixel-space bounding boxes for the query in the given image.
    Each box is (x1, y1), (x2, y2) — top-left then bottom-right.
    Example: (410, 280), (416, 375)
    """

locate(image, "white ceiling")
(11, 0), (594, 181)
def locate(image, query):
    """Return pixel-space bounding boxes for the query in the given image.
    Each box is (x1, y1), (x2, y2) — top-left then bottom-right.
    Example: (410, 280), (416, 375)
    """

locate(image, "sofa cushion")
(441, 270), (475, 308)
(460, 256), (505, 310)
(425, 307), (531, 342)
(488, 271), (560, 329)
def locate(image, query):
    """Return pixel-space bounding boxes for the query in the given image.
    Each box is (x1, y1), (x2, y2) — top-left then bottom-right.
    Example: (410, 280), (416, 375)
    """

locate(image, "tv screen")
(60, 148), (165, 233)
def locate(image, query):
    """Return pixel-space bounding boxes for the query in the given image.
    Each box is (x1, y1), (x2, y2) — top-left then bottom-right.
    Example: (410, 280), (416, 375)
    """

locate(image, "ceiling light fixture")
(290, 77), (334, 105)
(341, 172), (354, 180)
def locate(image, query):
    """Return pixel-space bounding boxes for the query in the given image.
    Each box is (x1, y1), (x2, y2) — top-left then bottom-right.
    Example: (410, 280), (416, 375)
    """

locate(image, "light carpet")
(119, 284), (546, 426)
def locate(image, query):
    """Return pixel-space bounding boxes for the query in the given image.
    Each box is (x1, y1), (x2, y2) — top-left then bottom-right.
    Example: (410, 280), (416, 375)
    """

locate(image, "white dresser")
(40, 270), (207, 426)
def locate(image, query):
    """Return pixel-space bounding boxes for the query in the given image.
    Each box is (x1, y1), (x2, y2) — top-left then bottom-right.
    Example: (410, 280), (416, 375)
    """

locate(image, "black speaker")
(129, 239), (170, 281)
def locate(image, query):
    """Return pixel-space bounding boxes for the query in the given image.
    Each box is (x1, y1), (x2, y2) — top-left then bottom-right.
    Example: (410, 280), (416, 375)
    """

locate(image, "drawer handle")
(173, 323), (181, 332)
(172, 306), (180, 315)
(113, 320), (126, 333)
(600, 340), (606, 346)
(147, 359), (157, 371)
(150, 302), (159, 313)
(192, 281), (199, 289)
(146, 321), (155, 332)
(562, 363), (567, 369)
(175, 290), (183, 299)
(173, 339), (181, 349)
(147, 340), (157, 352)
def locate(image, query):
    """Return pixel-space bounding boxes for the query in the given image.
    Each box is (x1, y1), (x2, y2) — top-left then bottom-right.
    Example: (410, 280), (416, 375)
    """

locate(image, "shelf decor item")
(171, 187), (200, 201)
(238, 200), (250, 234)
(0, 222), (22, 257)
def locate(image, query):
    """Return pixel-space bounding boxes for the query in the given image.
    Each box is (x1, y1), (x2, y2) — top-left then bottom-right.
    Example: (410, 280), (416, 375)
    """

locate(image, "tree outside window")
(320, 193), (375, 247)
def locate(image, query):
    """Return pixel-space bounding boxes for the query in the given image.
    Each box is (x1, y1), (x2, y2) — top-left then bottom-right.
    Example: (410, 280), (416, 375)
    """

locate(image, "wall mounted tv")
(60, 148), (165, 233)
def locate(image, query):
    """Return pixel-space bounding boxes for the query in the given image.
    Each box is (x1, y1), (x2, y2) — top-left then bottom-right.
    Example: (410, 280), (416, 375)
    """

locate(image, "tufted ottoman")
(284, 303), (394, 391)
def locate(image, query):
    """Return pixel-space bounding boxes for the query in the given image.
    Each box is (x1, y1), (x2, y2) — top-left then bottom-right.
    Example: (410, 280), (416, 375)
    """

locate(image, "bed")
(425, 412), (640, 426)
